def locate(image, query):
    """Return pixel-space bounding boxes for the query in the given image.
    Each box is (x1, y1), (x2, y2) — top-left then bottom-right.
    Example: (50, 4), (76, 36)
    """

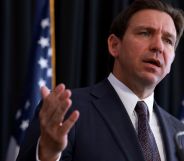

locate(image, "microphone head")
(175, 131), (184, 161)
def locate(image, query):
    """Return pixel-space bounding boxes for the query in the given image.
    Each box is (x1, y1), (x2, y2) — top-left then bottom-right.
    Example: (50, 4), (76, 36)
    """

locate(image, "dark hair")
(107, 0), (184, 72)
(110, 0), (184, 48)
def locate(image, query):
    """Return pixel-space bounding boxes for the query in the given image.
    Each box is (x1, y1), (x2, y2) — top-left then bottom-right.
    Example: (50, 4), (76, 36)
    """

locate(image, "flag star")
(48, 48), (52, 57)
(41, 18), (50, 29)
(38, 37), (49, 48)
(38, 78), (46, 88)
(16, 110), (22, 120)
(24, 100), (31, 109)
(20, 120), (29, 131)
(38, 57), (48, 69)
(47, 68), (52, 77)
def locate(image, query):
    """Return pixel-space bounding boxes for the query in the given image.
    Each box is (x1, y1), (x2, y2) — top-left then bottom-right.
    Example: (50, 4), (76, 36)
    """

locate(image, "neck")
(112, 71), (155, 99)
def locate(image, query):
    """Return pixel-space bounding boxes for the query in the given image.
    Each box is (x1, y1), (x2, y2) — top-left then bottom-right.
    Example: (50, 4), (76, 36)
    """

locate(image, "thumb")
(40, 86), (50, 99)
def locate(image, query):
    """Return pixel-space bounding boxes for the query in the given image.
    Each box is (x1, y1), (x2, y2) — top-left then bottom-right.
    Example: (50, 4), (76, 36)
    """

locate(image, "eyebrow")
(134, 26), (176, 42)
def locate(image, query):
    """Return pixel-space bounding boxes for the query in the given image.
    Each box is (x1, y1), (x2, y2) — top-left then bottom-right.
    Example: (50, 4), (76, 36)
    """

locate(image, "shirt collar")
(108, 73), (154, 121)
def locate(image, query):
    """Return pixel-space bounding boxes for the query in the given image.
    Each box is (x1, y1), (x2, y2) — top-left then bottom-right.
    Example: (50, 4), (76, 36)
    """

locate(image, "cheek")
(122, 40), (143, 57)
(165, 53), (175, 73)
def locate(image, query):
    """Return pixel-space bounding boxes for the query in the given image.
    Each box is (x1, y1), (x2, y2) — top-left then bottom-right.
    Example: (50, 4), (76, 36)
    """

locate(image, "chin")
(139, 74), (161, 87)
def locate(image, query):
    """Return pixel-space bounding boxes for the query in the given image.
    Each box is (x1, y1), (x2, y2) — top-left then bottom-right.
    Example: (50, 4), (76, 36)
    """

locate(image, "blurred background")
(1, 0), (184, 160)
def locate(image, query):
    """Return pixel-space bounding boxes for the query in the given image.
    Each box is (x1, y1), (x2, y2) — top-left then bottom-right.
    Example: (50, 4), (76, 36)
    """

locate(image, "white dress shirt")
(36, 137), (61, 161)
(108, 73), (166, 161)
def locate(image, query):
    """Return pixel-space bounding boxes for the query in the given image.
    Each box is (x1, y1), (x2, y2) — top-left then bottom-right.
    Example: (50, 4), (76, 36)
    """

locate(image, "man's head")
(108, 0), (184, 98)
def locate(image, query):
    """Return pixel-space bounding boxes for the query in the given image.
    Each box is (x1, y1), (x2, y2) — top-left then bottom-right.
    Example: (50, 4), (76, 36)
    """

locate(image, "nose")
(150, 35), (164, 54)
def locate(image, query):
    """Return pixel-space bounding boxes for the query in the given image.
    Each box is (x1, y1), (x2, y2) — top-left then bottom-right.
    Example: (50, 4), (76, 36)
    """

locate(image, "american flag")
(6, 0), (54, 160)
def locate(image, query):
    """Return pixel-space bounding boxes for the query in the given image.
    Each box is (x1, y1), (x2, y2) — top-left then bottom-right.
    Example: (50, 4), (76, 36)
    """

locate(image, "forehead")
(128, 9), (177, 37)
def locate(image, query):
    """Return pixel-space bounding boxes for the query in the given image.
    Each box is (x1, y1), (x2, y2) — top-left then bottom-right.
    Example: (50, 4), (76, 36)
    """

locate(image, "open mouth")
(143, 59), (162, 68)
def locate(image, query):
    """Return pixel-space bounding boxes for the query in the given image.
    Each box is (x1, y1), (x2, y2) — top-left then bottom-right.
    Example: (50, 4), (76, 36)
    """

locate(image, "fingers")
(52, 84), (66, 97)
(50, 95), (72, 127)
(40, 84), (72, 127)
(59, 110), (80, 135)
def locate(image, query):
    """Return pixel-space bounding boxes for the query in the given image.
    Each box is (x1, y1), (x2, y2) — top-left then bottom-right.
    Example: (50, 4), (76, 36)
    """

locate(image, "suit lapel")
(90, 79), (145, 161)
(154, 103), (180, 161)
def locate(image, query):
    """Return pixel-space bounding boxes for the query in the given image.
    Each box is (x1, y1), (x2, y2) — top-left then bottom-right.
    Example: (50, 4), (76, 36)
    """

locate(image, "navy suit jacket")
(16, 79), (184, 161)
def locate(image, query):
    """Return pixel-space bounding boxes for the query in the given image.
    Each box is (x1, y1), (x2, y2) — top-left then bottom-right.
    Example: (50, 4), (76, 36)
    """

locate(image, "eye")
(138, 30), (150, 37)
(164, 38), (174, 46)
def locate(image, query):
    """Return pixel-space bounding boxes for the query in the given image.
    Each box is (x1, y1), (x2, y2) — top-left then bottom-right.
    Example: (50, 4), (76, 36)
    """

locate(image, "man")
(16, 0), (184, 161)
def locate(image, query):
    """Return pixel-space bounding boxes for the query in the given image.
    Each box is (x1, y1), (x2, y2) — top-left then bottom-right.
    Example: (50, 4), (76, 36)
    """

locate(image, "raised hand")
(38, 84), (79, 161)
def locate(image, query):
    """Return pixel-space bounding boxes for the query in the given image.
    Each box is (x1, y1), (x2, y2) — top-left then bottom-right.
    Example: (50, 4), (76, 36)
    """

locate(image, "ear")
(107, 34), (121, 57)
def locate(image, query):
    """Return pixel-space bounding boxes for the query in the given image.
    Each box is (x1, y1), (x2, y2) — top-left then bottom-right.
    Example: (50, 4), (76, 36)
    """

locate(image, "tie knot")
(135, 101), (149, 118)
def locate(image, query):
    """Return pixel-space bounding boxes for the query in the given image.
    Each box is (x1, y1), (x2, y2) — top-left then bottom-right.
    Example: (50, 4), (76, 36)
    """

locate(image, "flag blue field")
(6, 0), (53, 160)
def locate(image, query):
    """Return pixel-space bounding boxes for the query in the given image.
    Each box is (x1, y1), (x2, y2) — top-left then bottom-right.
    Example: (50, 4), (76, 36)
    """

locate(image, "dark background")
(1, 0), (184, 160)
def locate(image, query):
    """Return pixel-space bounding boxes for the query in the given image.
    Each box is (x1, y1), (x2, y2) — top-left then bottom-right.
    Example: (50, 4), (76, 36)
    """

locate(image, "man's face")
(113, 9), (176, 88)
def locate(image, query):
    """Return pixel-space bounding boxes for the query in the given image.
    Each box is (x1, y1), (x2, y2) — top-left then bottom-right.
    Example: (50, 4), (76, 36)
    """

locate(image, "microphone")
(175, 131), (184, 161)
